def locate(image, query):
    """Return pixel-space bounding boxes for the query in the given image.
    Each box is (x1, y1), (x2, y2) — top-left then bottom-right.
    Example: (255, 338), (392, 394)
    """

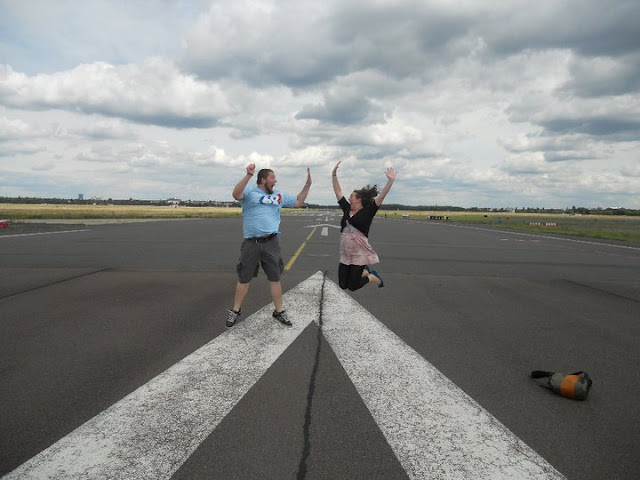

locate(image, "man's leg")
(269, 280), (292, 326)
(261, 238), (291, 326)
(269, 280), (283, 312)
(227, 240), (259, 327)
(233, 281), (250, 312)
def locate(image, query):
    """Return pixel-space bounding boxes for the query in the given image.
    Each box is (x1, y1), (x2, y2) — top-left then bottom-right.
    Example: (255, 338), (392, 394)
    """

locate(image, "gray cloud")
(296, 90), (387, 125)
(178, 0), (478, 87)
(540, 117), (640, 139)
(483, 0), (640, 58)
(563, 53), (640, 97)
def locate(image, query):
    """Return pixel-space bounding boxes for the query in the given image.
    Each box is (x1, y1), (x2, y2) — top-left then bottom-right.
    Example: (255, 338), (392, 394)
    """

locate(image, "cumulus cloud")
(70, 120), (139, 141)
(0, 0), (638, 207)
(0, 60), (233, 128)
(0, 116), (46, 141)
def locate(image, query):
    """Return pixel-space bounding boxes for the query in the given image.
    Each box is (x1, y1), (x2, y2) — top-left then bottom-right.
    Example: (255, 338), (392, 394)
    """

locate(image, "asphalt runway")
(1, 213), (639, 479)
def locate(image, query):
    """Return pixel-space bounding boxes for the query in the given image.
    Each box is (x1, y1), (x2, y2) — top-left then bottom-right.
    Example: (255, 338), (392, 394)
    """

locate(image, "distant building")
(78, 194), (84, 200)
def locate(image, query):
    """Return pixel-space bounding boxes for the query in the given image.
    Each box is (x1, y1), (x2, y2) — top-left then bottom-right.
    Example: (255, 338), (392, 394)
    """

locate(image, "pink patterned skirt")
(339, 225), (379, 266)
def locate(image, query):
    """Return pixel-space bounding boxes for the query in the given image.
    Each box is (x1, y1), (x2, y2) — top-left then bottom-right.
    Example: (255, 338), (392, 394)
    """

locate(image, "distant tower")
(78, 194), (84, 200)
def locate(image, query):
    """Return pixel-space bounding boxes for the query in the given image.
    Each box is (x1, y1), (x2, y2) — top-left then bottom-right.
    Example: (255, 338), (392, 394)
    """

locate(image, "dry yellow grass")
(0, 203), (242, 219)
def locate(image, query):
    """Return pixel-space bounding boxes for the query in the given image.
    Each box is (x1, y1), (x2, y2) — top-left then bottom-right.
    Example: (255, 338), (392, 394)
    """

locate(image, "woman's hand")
(385, 167), (396, 181)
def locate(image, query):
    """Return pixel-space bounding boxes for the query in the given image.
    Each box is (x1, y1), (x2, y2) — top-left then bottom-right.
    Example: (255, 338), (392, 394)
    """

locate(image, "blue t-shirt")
(241, 185), (296, 238)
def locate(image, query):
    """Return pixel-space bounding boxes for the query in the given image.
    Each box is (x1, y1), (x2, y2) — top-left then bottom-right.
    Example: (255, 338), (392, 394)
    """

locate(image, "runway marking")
(0, 229), (89, 239)
(305, 223), (340, 229)
(449, 223), (640, 251)
(284, 226), (317, 271)
(3, 273), (324, 480)
(320, 278), (565, 480)
(5, 272), (565, 479)
(321, 226), (328, 236)
(500, 238), (541, 243)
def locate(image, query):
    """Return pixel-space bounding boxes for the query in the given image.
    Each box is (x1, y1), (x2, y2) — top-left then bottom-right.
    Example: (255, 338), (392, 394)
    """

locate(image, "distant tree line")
(0, 196), (238, 207)
(2, 197), (638, 216)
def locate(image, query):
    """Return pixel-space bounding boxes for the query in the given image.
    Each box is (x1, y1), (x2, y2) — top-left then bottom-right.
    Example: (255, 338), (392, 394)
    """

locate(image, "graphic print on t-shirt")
(259, 193), (283, 205)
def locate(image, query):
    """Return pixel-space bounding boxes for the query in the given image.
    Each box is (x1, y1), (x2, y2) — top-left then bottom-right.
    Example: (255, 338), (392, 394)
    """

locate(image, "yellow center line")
(285, 226), (317, 271)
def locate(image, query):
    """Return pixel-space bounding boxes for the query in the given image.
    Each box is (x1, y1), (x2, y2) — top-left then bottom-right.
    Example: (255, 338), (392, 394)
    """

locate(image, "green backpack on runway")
(531, 370), (593, 400)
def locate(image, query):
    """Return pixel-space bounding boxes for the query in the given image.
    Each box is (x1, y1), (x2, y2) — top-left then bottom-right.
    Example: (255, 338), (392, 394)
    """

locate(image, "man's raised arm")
(232, 163), (256, 200)
(294, 168), (312, 208)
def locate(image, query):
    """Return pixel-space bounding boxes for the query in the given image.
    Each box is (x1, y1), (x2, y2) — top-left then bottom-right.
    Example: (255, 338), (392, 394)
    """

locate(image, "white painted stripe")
(321, 226), (328, 236)
(449, 223), (640, 251)
(0, 229), (90, 239)
(320, 278), (566, 480)
(305, 223), (340, 229)
(4, 272), (324, 480)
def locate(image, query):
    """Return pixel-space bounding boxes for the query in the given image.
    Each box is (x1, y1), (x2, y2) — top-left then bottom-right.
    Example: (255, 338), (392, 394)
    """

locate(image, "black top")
(338, 196), (379, 237)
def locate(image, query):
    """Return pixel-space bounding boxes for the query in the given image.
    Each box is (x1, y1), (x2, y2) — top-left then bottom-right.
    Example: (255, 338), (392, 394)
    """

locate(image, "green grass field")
(2, 204), (639, 243)
(380, 210), (640, 243)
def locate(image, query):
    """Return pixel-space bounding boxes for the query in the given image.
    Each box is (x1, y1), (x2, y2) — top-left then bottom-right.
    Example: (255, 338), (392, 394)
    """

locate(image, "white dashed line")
(0, 230), (90, 238)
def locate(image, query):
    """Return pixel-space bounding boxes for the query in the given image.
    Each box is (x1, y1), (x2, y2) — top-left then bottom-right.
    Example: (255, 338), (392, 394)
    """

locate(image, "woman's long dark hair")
(354, 184), (378, 207)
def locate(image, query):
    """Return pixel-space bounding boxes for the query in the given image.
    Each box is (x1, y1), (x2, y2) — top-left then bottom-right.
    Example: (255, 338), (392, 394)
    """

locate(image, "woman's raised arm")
(332, 161), (344, 201)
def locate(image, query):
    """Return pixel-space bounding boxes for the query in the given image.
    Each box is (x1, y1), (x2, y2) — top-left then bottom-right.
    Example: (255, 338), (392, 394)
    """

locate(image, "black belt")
(245, 233), (277, 243)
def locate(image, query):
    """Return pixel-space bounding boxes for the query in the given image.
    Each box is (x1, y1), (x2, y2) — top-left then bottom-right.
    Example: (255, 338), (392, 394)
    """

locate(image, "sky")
(1, 0), (639, 208)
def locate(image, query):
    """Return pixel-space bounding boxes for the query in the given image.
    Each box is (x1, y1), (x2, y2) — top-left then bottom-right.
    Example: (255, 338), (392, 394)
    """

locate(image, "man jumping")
(226, 163), (312, 327)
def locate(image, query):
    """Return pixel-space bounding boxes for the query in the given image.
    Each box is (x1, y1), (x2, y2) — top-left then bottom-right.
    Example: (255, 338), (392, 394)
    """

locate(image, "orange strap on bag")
(531, 370), (593, 400)
(559, 374), (580, 399)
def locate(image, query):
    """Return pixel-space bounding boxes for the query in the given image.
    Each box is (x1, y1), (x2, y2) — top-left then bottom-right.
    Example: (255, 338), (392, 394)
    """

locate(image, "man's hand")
(295, 167), (312, 208)
(332, 161), (341, 177)
(247, 163), (256, 176)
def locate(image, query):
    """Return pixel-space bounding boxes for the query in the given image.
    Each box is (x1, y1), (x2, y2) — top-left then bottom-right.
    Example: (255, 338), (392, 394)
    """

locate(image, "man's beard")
(265, 184), (274, 194)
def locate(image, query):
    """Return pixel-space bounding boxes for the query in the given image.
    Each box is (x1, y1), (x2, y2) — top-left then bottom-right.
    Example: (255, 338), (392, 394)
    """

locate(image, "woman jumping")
(331, 161), (396, 291)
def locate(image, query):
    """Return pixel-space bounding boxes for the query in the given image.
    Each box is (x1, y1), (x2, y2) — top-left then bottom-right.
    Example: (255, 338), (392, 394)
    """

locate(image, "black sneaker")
(226, 309), (241, 327)
(272, 309), (292, 326)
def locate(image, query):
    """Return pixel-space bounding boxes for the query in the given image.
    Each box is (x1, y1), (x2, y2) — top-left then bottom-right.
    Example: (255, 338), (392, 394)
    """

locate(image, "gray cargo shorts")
(236, 235), (284, 283)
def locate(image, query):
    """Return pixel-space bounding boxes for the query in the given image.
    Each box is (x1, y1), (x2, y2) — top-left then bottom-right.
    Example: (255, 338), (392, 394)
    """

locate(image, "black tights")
(338, 263), (370, 291)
